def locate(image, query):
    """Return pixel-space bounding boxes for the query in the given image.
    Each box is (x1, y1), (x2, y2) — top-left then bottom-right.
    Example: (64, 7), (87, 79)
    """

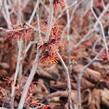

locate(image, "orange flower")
(40, 22), (63, 39)
(40, 55), (58, 65)
(51, 23), (63, 39)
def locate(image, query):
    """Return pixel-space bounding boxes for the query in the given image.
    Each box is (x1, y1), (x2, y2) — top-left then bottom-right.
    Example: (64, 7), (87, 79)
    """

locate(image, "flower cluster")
(8, 25), (32, 42)
(39, 22), (65, 66)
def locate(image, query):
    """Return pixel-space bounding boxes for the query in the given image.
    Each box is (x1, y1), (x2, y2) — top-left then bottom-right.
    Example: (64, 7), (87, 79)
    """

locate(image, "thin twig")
(17, 50), (41, 109)
(54, 1), (77, 23)
(55, 49), (73, 109)
(28, 0), (39, 25)
(45, 0), (54, 41)
(77, 44), (108, 109)
(74, 2), (109, 49)
(17, 0), (23, 25)
(11, 39), (23, 109)
(40, 0), (49, 13)
(91, 0), (109, 60)
(63, 0), (73, 108)
(37, 13), (43, 42)
(1, 0), (12, 29)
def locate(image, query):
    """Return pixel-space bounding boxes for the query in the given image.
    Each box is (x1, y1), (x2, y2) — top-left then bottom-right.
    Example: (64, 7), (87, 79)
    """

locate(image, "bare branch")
(28, 0), (39, 25)
(55, 49), (73, 109)
(45, 0), (54, 41)
(17, 50), (41, 109)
